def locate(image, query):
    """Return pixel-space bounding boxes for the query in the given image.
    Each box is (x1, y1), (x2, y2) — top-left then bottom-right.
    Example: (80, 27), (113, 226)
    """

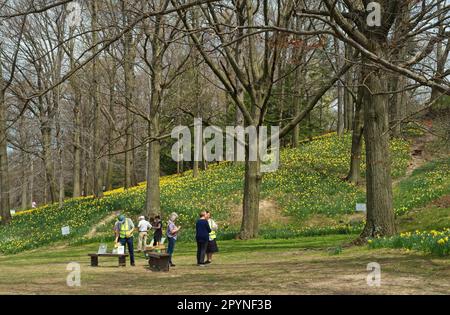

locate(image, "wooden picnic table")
(147, 252), (171, 272)
(88, 253), (129, 267)
(142, 245), (170, 272)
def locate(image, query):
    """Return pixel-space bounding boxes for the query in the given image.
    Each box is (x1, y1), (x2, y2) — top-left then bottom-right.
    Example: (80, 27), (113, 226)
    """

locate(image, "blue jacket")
(196, 219), (211, 242)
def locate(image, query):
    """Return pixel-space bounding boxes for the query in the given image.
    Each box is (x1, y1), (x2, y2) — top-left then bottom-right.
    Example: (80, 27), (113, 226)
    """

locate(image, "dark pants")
(167, 237), (176, 264)
(197, 241), (208, 265)
(153, 231), (162, 245)
(119, 237), (135, 264)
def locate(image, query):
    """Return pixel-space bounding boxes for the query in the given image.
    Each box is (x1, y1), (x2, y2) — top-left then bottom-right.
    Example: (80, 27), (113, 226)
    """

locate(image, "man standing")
(137, 216), (152, 252)
(195, 211), (211, 267)
(114, 214), (136, 266)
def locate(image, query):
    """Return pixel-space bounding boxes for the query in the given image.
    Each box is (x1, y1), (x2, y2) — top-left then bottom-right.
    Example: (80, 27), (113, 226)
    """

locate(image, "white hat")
(139, 216), (145, 220)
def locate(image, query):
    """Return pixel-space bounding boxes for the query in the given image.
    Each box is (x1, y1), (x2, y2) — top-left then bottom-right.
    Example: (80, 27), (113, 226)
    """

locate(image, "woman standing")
(166, 212), (181, 267)
(152, 215), (163, 246)
(205, 211), (219, 264)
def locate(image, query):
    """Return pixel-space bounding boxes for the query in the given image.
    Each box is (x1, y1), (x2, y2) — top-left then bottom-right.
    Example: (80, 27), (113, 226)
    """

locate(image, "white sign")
(61, 226), (71, 236)
(356, 203), (367, 212)
(117, 245), (125, 255)
(98, 244), (107, 255)
(10, 210), (16, 216)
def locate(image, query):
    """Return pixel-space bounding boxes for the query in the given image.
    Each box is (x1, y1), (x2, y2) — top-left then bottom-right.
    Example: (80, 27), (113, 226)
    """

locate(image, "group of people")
(195, 210), (218, 266)
(136, 214), (163, 251)
(112, 210), (219, 268)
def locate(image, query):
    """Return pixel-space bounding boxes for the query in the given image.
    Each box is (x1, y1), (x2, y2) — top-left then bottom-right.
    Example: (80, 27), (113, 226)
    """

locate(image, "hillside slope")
(1, 133), (448, 255)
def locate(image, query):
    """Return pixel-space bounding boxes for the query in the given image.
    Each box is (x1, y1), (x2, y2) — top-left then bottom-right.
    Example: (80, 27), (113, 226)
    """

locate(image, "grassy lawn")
(394, 158), (450, 216)
(1, 235), (449, 295)
(398, 206), (450, 232)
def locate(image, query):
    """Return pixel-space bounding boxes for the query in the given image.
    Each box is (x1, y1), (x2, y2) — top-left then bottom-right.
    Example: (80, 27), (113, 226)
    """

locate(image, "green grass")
(398, 206), (450, 232)
(263, 134), (410, 220)
(394, 158), (450, 216)
(0, 234), (355, 267)
(0, 133), (411, 255)
(1, 235), (450, 295)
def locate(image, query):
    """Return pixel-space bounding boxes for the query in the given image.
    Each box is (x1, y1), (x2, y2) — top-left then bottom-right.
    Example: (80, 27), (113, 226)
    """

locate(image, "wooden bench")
(88, 253), (129, 267)
(147, 252), (170, 272)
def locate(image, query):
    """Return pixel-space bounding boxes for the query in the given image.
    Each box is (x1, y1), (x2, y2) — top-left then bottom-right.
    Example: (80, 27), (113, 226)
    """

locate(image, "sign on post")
(10, 209), (16, 216)
(61, 226), (71, 236)
(356, 203), (367, 212)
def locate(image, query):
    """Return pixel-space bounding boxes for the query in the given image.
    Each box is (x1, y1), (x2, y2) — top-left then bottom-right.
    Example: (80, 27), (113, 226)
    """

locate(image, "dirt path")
(393, 130), (436, 186)
(230, 199), (291, 226)
(406, 130), (435, 176)
(86, 212), (118, 238)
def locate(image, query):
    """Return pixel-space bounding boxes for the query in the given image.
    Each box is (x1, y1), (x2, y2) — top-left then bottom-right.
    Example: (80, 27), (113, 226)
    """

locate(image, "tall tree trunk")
(57, 120), (64, 207)
(239, 95), (263, 239)
(105, 78), (115, 191)
(192, 10), (201, 178)
(346, 84), (364, 184)
(344, 45), (354, 131)
(292, 14), (304, 147)
(72, 103), (81, 197)
(145, 137), (161, 217)
(360, 55), (396, 239)
(42, 123), (57, 203)
(144, 13), (164, 216)
(233, 4), (245, 161)
(105, 147), (114, 191)
(123, 1), (137, 189)
(29, 158), (34, 207)
(69, 41), (82, 198)
(80, 110), (88, 197)
(55, 54), (64, 207)
(21, 153), (29, 210)
(103, 52), (117, 191)
(19, 116), (29, 210)
(391, 74), (407, 137)
(335, 39), (344, 136)
(0, 86), (11, 224)
(91, 0), (103, 198)
(131, 121), (138, 184)
(145, 105), (162, 217)
(239, 141), (261, 239)
(292, 83), (301, 147)
(36, 61), (57, 203)
(234, 83), (245, 162)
